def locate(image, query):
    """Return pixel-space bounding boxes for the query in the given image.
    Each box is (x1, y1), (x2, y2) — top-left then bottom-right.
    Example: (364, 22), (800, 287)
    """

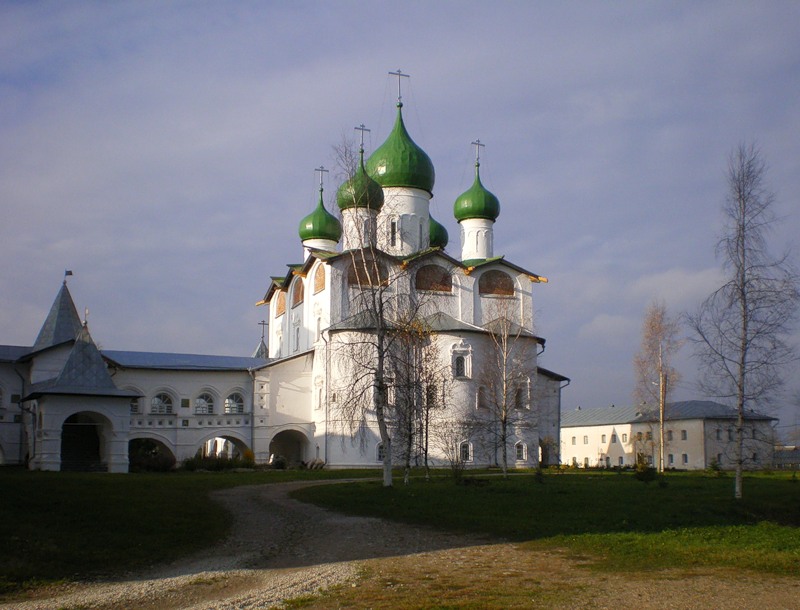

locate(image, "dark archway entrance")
(269, 430), (308, 466)
(129, 438), (176, 472)
(61, 412), (106, 471)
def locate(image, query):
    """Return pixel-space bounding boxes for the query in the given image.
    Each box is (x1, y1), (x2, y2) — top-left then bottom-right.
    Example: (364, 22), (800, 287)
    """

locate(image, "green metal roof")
(366, 103), (435, 194)
(429, 213), (449, 248)
(337, 148), (384, 211)
(454, 162), (500, 221)
(299, 187), (342, 242)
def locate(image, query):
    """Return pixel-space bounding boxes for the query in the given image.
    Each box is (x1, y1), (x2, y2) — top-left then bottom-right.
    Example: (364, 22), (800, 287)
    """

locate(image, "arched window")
(151, 393), (173, 415)
(292, 279), (304, 308)
(313, 265), (326, 294)
(376, 442), (386, 462)
(275, 291), (286, 317)
(454, 356), (465, 378)
(477, 387), (488, 410)
(460, 441), (472, 462)
(129, 397), (140, 414)
(195, 393), (215, 415)
(515, 442), (527, 461)
(224, 393), (245, 414)
(415, 264), (452, 292)
(478, 270), (514, 296)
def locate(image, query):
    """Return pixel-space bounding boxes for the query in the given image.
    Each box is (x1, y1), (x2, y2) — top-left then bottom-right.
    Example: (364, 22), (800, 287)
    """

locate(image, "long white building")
(0, 92), (569, 472)
(560, 401), (776, 470)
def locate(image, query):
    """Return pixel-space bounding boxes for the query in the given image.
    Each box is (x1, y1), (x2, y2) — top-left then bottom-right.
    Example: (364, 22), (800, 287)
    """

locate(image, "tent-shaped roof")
(29, 282), (82, 354)
(25, 325), (138, 399)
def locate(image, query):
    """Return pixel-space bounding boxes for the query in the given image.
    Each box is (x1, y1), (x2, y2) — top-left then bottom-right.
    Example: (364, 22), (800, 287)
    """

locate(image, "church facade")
(0, 94), (569, 472)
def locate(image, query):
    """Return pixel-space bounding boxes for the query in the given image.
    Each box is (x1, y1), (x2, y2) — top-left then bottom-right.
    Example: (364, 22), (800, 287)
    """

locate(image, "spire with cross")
(315, 165), (329, 195)
(388, 69), (410, 106)
(471, 139), (485, 168)
(354, 123), (370, 154)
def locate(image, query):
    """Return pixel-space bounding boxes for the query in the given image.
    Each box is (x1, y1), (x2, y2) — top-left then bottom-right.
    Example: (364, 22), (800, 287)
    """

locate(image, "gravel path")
(5, 481), (799, 609)
(2, 481), (488, 610)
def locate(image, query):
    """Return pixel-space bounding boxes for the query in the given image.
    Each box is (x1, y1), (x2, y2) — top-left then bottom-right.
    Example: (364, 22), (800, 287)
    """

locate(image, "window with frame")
(224, 392), (245, 414)
(611, 433), (617, 443)
(601, 434), (607, 443)
(151, 393), (173, 415)
(667, 430), (673, 441)
(130, 397), (140, 414)
(195, 393), (215, 415)
(682, 453), (688, 464)
(645, 431), (653, 441)
(728, 428), (734, 441)
(716, 428), (721, 440)
(460, 441), (471, 462)
(478, 269), (514, 296)
(622, 433), (628, 443)
(583, 435), (588, 445)
(451, 343), (472, 379)
(377, 443), (386, 462)
(681, 429), (687, 441)
(571, 436), (576, 445)
(477, 386), (488, 410)
(636, 431), (643, 441)
(515, 442), (527, 461)
(390, 219), (398, 247)
(514, 386), (526, 410)
(668, 454), (674, 465)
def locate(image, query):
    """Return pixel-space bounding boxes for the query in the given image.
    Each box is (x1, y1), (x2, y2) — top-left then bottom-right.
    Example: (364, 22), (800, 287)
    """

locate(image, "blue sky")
(2, 1), (799, 436)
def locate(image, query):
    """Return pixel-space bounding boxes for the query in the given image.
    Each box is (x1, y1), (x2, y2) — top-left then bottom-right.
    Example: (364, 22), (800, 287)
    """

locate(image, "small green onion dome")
(336, 148), (385, 211)
(429, 214), (449, 249)
(299, 187), (342, 242)
(453, 162), (500, 222)
(366, 102), (435, 195)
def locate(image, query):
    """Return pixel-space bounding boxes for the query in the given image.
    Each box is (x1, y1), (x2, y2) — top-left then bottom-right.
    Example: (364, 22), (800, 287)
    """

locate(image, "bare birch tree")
(477, 301), (539, 477)
(633, 300), (682, 472)
(687, 143), (799, 499)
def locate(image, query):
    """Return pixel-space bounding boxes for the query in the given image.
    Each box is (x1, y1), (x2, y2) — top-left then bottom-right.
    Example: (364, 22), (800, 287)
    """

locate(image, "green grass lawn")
(1, 467), (798, 598)
(292, 470), (800, 574)
(0, 467), (374, 595)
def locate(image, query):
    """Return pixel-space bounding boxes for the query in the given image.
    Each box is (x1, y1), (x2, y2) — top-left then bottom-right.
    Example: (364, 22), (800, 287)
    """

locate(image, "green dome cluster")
(453, 163), (500, 222)
(429, 214), (449, 248)
(366, 103), (435, 195)
(337, 149), (385, 211)
(299, 188), (342, 243)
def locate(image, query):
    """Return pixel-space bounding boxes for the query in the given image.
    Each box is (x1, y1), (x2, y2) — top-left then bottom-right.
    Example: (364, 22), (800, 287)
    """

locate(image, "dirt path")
(5, 481), (800, 609)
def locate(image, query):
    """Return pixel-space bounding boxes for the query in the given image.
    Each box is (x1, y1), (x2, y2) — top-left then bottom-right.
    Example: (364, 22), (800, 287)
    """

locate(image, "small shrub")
(270, 455), (288, 470)
(707, 458), (725, 477)
(634, 464), (657, 483)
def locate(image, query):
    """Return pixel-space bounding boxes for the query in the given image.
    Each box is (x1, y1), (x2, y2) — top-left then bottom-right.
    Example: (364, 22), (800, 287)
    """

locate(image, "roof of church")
(25, 325), (138, 400)
(0, 345), (32, 362)
(29, 282), (83, 355)
(454, 161), (500, 222)
(366, 102), (435, 195)
(299, 186), (342, 242)
(538, 367), (570, 382)
(103, 350), (267, 371)
(337, 147), (385, 211)
(561, 400), (776, 428)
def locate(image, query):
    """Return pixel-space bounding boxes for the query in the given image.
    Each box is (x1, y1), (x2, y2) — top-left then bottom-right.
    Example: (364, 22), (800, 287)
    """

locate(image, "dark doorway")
(61, 412), (105, 471)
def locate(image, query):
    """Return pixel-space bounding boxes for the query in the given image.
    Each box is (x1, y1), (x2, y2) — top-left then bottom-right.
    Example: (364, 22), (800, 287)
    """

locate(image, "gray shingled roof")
(0, 345), (32, 362)
(25, 325), (138, 399)
(30, 282), (82, 353)
(561, 400), (776, 427)
(102, 350), (267, 371)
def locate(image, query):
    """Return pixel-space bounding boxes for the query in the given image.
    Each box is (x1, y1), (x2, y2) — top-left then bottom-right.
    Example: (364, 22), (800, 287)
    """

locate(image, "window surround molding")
(451, 340), (472, 380)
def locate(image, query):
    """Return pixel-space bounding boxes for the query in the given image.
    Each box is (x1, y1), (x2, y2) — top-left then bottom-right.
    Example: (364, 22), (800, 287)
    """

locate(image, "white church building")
(0, 93), (569, 473)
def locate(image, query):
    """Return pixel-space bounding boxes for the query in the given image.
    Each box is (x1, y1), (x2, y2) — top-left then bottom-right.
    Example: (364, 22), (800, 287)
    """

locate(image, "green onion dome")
(429, 213), (449, 249)
(366, 102), (435, 195)
(299, 187), (342, 242)
(336, 147), (385, 211)
(453, 162), (500, 222)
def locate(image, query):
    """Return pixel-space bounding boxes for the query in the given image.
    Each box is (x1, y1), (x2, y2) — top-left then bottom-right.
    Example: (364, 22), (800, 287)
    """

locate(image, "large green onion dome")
(429, 213), (449, 248)
(366, 102), (435, 195)
(453, 161), (500, 222)
(336, 147), (385, 211)
(299, 187), (342, 242)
